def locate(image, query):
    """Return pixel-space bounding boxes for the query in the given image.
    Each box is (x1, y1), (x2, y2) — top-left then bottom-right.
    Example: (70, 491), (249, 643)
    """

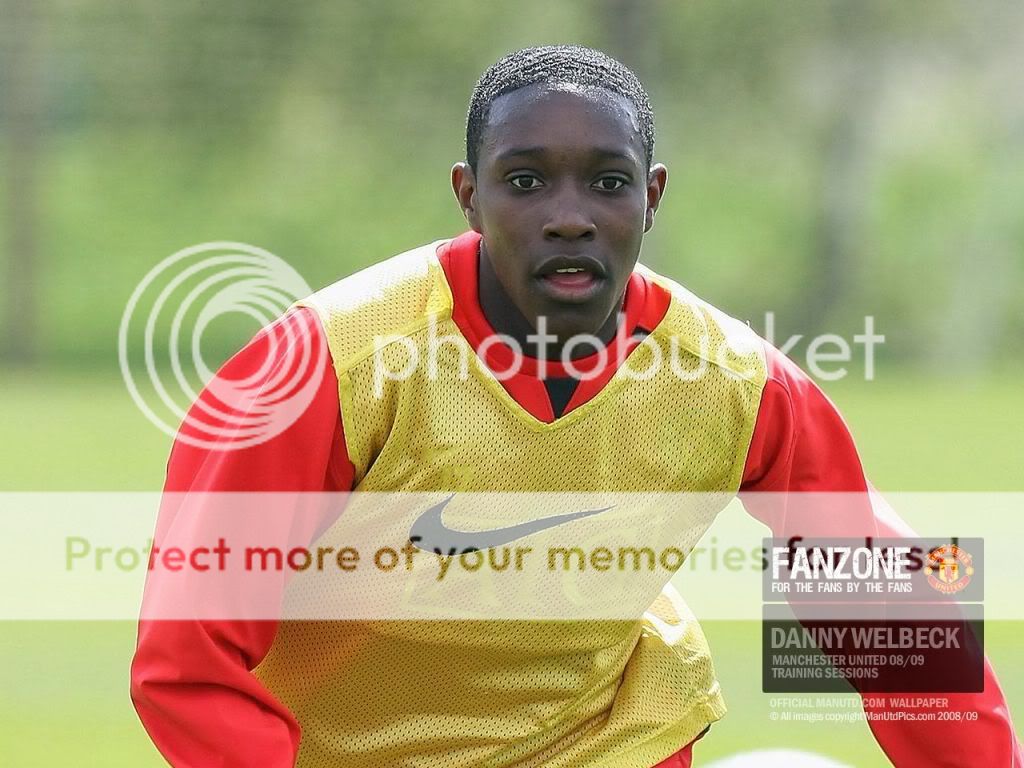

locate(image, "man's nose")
(542, 186), (596, 241)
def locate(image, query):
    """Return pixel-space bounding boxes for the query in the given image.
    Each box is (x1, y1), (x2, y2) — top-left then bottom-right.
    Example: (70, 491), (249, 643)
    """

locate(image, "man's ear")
(451, 162), (482, 233)
(644, 163), (668, 233)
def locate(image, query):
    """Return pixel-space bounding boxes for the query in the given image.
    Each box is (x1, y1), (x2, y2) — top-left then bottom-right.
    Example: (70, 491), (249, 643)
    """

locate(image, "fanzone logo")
(923, 544), (975, 594)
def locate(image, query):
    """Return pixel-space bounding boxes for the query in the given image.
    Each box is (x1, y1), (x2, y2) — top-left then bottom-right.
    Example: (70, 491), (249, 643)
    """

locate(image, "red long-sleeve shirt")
(131, 251), (1022, 767)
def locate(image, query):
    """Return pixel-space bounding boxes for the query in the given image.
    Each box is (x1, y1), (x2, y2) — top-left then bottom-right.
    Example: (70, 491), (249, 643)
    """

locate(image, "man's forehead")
(481, 83), (644, 165)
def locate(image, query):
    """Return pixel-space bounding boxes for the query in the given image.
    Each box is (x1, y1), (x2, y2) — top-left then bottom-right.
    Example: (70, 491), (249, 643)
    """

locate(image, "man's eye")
(594, 177), (627, 191)
(509, 175), (543, 190)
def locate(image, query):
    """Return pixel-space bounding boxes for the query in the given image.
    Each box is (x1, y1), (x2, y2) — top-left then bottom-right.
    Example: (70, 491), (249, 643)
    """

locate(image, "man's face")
(452, 83), (668, 341)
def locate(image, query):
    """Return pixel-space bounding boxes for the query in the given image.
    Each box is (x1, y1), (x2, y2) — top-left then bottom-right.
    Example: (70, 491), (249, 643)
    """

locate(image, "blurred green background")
(1, 1), (1022, 765)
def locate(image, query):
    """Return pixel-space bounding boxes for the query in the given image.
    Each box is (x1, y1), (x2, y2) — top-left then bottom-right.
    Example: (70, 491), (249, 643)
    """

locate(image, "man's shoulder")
(295, 236), (455, 370)
(635, 261), (767, 387)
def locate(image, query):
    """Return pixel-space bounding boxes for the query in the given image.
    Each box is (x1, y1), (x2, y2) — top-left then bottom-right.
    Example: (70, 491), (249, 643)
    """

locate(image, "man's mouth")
(534, 257), (607, 303)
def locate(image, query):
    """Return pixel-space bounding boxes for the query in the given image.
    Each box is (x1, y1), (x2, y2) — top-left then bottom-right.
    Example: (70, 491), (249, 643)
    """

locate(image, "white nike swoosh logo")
(409, 494), (613, 554)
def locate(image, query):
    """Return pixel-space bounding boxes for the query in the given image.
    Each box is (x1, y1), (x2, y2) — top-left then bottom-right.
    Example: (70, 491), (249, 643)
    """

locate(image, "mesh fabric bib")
(254, 236), (767, 767)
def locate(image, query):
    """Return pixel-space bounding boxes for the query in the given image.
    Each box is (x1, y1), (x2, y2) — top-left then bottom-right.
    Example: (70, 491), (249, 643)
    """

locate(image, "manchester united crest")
(923, 544), (975, 594)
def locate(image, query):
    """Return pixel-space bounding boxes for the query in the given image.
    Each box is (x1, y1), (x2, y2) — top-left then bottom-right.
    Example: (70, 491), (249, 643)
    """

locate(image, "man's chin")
(542, 312), (620, 348)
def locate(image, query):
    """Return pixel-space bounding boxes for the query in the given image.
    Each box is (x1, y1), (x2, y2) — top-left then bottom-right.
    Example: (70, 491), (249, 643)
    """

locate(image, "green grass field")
(0, 369), (1020, 765)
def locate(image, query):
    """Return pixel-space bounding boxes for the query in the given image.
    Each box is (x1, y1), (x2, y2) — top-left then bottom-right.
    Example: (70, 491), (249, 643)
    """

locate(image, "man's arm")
(130, 307), (354, 767)
(740, 342), (1022, 766)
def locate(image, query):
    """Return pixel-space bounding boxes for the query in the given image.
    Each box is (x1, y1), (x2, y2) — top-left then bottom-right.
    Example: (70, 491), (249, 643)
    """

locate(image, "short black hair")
(466, 45), (655, 171)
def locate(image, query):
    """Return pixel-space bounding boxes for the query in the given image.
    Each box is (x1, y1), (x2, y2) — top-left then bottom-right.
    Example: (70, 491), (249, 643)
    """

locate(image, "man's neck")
(477, 241), (624, 362)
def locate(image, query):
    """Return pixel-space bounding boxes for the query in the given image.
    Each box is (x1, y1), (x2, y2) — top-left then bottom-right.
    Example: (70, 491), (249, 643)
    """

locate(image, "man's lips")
(533, 254), (607, 279)
(536, 270), (604, 303)
(532, 255), (608, 303)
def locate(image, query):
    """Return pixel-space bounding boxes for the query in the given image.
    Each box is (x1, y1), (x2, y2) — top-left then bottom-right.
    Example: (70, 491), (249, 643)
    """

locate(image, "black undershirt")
(544, 377), (580, 419)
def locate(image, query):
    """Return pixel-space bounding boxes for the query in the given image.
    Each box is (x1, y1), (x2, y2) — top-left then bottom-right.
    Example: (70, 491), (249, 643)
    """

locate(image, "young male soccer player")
(131, 46), (1022, 766)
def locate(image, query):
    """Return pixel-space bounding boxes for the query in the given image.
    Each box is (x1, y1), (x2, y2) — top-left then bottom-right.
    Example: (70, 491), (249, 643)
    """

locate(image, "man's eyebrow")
(494, 146), (639, 164)
(587, 147), (640, 163)
(493, 146), (548, 162)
